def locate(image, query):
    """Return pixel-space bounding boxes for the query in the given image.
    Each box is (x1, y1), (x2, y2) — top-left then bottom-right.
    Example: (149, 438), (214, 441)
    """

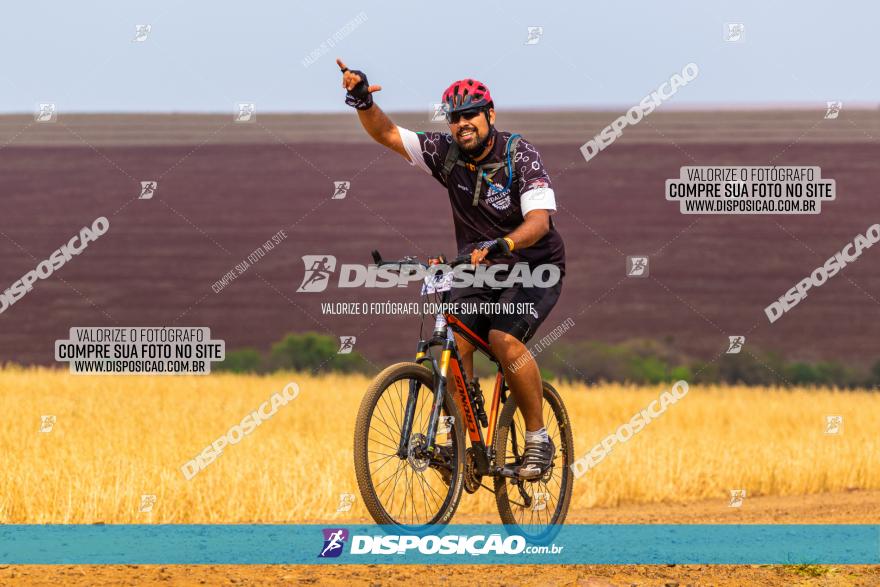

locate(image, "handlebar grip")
(449, 254), (472, 267)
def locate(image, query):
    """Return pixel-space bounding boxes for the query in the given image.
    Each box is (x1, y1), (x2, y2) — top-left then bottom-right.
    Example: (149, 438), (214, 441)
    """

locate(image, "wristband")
(503, 237), (515, 252)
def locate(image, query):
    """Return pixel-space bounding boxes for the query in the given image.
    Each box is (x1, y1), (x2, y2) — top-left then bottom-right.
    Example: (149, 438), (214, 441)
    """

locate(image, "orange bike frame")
(414, 316), (508, 471)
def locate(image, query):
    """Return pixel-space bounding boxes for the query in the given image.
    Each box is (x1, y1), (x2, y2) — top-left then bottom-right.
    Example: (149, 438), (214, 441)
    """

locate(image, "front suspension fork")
(397, 340), (449, 458)
(397, 340), (455, 458)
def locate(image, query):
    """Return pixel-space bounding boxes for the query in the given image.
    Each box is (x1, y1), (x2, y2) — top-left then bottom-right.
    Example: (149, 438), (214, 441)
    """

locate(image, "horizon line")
(1, 102), (878, 117)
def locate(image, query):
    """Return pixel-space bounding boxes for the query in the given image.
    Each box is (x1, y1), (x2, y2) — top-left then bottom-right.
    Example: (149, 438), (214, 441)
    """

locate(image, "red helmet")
(441, 78), (493, 113)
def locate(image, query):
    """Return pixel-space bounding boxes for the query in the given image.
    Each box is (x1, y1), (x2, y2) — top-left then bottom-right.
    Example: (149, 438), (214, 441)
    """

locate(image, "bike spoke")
(391, 380), (404, 431)
(368, 452), (397, 466)
(367, 449), (396, 457)
(366, 430), (398, 452)
(403, 466), (413, 524)
(414, 469), (433, 522)
(370, 438), (397, 455)
(374, 397), (397, 439)
(395, 467), (410, 523)
(417, 469), (445, 507)
(378, 460), (404, 510)
(375, 460), (404, 493)
(370, 403), (400, 447)
(368, 454), (400, 478)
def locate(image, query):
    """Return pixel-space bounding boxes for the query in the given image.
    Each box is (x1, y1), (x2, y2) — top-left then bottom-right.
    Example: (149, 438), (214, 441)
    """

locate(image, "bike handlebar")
(371, 250), (472, 269)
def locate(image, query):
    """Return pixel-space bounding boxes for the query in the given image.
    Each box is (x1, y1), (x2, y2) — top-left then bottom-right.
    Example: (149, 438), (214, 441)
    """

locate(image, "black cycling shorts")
(447, 277), (563, 344)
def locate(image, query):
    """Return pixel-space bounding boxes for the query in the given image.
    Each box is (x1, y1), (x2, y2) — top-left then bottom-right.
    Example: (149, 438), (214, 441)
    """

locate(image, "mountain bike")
(353, 250), (573, 541)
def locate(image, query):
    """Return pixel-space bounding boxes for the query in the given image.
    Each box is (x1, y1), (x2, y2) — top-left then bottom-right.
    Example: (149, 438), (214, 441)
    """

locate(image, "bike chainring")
(463, 447), (483, 494)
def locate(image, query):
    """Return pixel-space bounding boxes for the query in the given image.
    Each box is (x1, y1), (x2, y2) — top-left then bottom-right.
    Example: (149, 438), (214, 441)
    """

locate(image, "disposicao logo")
(318, 528), (349, 558)
(298, 255), (337, 293)
(297, 255), (560, 292)
(0, 216), (110, 315)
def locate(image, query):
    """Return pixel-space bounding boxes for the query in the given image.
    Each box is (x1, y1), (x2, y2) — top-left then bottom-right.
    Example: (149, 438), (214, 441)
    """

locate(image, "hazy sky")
(1, 1), (876, 112)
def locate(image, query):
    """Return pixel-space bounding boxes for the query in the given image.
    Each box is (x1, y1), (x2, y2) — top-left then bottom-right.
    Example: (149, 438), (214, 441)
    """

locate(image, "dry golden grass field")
(1, 366), (879, 524)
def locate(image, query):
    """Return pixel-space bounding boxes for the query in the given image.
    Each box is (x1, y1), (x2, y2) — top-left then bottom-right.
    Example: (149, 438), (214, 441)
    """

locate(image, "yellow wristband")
(503, 237), (515, 252)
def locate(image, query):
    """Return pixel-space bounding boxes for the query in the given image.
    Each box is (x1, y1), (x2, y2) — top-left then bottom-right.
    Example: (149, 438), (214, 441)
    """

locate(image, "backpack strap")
(440, 140), (460, 184)
(470, 135), (522, 206)
(470, 161), (501, 206)
(441, 134), (523, 206)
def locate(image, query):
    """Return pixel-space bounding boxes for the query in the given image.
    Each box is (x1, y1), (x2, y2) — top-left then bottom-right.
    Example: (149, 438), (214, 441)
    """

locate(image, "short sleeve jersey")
(398, 127), (565, 275)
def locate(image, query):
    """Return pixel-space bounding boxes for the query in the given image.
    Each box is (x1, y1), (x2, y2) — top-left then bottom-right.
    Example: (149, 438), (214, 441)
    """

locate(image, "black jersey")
(399, 127), (565, 275)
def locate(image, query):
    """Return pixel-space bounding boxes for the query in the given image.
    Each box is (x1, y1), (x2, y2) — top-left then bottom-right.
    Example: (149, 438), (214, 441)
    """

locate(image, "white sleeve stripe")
(397, 126), (432, 175)
(521, 187), (557, 217)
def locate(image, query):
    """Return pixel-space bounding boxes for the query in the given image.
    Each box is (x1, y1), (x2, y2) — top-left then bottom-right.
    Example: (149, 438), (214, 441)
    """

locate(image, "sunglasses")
(446, 108), (485, 124)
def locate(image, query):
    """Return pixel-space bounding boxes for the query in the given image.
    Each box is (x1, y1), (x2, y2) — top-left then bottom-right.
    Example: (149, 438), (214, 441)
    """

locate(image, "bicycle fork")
(397, 337), (451, 459)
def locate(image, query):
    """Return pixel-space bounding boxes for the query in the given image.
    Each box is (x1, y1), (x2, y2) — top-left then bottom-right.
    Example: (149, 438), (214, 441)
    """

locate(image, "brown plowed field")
(1, 112), (878, 371)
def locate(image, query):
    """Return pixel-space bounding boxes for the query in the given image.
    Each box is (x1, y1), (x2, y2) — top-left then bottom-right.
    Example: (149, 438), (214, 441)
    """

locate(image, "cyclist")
(337, 59), (565, 479)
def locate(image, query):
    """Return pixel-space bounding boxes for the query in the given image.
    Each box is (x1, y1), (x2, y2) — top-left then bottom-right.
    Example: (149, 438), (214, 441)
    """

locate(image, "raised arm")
(337, 58), (408, 161)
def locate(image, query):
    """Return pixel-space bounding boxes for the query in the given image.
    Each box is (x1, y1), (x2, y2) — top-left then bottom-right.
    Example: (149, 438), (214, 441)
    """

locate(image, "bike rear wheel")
(354, 362), (466, 528)
(493, 380), (573, 541)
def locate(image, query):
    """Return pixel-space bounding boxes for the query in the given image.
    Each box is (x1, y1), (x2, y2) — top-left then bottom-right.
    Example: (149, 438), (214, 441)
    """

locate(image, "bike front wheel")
(354, 362), (466, 528)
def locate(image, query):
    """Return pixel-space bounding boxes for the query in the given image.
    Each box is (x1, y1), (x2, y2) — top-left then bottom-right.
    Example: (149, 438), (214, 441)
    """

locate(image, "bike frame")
(396, 310), (513, 478)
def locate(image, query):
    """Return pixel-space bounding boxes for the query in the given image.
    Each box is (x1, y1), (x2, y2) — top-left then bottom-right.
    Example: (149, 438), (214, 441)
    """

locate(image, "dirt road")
(3, 491), (878, 586)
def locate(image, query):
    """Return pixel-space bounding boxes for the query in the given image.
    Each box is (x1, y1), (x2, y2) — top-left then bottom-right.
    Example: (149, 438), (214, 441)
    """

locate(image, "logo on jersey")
(527, 179), (549, 190)
(485, 187), (511, 211)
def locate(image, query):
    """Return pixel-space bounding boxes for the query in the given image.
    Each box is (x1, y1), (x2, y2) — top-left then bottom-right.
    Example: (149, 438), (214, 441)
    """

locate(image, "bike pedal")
(497, 465), (520, 478)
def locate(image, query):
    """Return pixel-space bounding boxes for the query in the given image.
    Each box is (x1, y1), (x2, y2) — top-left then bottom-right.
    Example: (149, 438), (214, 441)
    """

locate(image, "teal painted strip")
(0, 525), (877, 565)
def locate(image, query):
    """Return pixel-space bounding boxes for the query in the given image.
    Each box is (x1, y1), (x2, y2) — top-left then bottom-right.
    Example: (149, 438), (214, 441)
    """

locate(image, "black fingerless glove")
(344, 70), (374, 111)
(477, 238), (513, 258)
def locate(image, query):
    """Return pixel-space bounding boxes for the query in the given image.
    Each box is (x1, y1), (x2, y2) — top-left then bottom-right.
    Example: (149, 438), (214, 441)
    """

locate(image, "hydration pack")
(440, 134), (522, 206)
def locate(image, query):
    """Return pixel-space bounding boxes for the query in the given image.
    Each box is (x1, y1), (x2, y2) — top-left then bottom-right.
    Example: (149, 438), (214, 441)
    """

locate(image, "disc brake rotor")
(407, 433), (430, 472)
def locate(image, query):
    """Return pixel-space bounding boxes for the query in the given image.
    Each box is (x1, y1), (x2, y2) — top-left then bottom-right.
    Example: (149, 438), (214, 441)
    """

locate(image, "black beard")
(461, 126), (496, 158)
